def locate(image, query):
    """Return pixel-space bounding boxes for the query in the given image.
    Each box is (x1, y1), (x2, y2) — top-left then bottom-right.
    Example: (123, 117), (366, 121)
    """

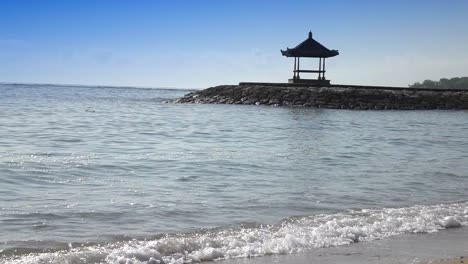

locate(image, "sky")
(1, 0), (468, 89)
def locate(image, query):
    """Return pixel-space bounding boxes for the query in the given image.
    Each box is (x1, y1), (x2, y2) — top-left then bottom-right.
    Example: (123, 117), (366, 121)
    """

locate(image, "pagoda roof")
(281, 32), (339, 58)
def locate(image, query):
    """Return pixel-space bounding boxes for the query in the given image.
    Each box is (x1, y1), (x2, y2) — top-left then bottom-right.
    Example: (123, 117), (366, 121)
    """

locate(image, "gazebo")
(281, 31), (339, 85)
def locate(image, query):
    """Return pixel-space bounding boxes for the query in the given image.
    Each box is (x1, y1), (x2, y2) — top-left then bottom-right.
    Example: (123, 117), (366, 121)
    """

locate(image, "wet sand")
(221, 227), (468, 264)
(432, 256), (466, 264)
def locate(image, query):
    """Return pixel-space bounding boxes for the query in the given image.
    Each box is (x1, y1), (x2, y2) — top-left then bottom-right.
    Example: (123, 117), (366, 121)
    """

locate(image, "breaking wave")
(2, 202), (467, 264)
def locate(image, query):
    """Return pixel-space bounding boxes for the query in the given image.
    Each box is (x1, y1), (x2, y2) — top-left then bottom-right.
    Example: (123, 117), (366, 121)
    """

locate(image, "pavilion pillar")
(293, 57), (297, 79)
(318, 57), (322, 80)
(297, 57), (300, 79)
(322, 58), (326, 80)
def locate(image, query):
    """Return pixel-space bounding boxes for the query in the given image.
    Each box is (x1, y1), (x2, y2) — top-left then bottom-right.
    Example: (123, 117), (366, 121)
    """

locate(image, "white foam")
(443, 216), (462, 228)
(2, 202), (467, 264)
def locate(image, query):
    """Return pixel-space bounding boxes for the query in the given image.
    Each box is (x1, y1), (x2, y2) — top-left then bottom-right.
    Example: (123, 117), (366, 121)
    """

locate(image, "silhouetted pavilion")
(281, 32), (339, 85)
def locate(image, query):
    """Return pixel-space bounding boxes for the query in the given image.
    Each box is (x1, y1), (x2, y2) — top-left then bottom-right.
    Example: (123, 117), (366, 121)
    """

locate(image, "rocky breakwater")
(173, 83), (468, 110)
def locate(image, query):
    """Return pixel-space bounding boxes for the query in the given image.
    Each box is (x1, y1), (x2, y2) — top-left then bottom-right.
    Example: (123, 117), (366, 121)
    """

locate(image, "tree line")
(409, 77), (468, 89)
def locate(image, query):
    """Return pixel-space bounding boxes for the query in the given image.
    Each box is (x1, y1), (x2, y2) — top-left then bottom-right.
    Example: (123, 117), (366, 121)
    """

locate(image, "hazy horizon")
(0, 80), (197, 90)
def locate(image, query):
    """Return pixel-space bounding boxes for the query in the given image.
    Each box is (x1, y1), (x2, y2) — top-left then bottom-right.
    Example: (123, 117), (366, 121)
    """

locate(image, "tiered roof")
(281, 32), (339, 58)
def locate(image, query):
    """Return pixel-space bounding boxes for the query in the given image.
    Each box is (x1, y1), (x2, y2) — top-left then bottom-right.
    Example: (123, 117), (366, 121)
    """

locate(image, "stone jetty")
(173, 83), (468, 110)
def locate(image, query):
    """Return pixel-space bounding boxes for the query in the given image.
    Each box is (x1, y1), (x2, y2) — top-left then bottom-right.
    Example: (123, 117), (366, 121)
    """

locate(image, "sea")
(0, 83), (467, 264)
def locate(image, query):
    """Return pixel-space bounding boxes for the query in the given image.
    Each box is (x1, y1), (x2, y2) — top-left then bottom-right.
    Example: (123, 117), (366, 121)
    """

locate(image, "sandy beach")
(433, 257), (466, 264)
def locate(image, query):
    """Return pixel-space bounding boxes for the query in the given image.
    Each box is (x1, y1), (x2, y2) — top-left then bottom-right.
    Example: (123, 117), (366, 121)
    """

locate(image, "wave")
(2, 202), (467, 264)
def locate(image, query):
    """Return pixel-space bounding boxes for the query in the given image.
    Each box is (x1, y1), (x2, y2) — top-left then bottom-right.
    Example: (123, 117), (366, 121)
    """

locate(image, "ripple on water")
(1, 85), (468, 262)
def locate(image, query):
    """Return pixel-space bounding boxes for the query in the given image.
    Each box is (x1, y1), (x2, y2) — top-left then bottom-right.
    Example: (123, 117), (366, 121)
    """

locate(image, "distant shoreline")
(174, 82), (468, 110)
(0, 82), (195, 91)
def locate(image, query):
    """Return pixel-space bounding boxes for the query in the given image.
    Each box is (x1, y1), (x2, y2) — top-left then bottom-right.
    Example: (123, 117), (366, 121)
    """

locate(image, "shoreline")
(220, 227), (468, 264)
(433, 257), (466, 264)
(173, 83), (468, 110)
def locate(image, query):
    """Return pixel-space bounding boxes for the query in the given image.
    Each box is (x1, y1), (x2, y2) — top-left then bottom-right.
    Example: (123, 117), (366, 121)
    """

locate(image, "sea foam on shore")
(3, 202), (467, 264)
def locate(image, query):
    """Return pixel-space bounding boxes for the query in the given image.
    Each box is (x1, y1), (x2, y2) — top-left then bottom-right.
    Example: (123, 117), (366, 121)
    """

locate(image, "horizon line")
(0, 81), (197, 91)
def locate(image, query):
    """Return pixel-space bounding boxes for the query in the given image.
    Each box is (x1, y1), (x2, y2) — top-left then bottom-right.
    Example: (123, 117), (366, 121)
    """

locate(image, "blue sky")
(1, 0), (467, 88)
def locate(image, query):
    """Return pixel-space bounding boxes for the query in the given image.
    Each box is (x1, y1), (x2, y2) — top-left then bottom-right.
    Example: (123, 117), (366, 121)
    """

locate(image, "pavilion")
(281, 31), (339, 85)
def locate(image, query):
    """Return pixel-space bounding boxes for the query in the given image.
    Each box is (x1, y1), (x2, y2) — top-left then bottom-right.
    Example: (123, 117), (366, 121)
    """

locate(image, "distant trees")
(409, 77), (468, 89)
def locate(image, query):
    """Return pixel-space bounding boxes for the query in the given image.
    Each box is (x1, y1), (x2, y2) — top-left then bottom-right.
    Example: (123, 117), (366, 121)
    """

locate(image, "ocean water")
(1, 83), (468, 264)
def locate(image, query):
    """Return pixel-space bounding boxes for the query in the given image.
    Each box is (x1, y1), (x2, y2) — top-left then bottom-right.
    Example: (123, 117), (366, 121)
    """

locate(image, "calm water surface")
(1, 84), (467, 263)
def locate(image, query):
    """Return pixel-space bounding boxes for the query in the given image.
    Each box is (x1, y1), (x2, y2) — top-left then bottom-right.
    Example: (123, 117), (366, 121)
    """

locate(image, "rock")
(268, 98), (280, 105)
(172, 84), (468, 110)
